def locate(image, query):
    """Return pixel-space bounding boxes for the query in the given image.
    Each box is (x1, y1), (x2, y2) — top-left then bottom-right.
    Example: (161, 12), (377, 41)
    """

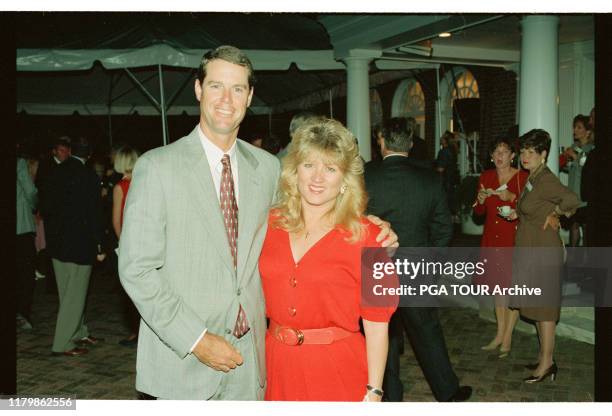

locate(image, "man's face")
(53, 145), (71, 162)
(194, 59), (253, 144)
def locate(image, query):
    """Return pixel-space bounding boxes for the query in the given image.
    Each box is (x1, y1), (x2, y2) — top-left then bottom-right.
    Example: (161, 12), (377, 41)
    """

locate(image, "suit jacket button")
(225, 328), (232, 334)
(237, 288), (242, 296)
(289, 277), (297, 287)
(288, 307), (296, 317)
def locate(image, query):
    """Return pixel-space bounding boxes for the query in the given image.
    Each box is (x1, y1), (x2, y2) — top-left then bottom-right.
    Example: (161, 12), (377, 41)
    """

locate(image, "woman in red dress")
(259, 117), (396, 401)
(473, 137), (528, 358)
(112, 145), (140, 347)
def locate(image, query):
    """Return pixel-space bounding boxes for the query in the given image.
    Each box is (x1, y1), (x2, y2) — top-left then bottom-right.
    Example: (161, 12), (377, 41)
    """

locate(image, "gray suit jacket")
(118, 126), (280, 399)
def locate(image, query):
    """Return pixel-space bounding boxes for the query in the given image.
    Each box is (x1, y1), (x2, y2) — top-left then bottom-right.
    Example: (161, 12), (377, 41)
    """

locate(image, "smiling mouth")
(216, 108), (233, 117)
(308, 185), (325, 194)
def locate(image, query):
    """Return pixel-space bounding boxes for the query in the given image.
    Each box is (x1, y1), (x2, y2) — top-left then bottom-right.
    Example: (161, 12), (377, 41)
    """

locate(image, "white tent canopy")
(17, 46), (344, 72)
(17, 47), (345, 120)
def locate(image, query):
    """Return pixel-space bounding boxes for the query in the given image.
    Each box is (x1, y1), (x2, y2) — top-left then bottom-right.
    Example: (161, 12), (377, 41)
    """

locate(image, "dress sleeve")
(359, 221), (398, 323)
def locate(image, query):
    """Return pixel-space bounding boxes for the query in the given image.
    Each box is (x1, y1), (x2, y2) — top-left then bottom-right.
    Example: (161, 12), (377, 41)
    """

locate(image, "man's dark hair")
(262, 134), (281, 155)
(54, 136), (71, 149)
(378, 117), (414, 153)
(70, 137), (92, 158)
(196, 45), (256, 88)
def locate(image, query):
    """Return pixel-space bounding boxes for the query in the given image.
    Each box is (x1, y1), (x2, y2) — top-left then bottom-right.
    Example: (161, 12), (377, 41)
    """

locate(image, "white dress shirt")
(197, 126), (240, 205)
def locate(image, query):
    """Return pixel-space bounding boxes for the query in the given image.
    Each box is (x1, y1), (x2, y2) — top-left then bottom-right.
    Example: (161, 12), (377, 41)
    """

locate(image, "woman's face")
(491, 143), (514, 170)
(520, 147), (547, 172)
(573, 121), (589, 144)
(296, 151), (345, 212)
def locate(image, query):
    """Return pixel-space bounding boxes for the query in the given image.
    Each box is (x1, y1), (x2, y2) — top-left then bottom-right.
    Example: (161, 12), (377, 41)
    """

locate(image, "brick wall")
(468, 66), (518, 167)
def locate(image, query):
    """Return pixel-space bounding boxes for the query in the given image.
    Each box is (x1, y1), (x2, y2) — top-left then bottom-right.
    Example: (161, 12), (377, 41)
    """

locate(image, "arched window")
(451, 70), (479, 100)
(391, 78), (426, 137)
(441, 68), (480, 133)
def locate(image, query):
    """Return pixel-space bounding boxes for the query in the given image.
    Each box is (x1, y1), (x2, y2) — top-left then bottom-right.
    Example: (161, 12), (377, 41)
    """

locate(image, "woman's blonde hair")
(113, 145), (140, 175)
(273, 117), (367, 243)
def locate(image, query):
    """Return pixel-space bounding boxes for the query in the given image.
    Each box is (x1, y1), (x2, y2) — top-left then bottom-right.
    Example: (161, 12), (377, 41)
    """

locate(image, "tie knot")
(221, 154), (231, 166)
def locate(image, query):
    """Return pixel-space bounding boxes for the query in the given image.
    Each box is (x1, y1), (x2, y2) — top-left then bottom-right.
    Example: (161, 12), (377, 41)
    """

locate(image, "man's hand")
(543, 213), (560, 231)
(192, 331), (243, 372)
(366, 215), (399, 256)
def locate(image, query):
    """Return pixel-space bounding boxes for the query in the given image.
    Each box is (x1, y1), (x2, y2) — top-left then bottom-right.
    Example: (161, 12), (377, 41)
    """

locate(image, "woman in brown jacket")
(507, 129), (580, 384)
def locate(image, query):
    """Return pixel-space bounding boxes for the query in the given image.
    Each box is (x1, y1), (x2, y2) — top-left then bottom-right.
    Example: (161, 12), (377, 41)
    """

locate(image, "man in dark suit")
(36, 136), (72, 293)
(41, 136), (105, 356)
(365, 118), (472, 402)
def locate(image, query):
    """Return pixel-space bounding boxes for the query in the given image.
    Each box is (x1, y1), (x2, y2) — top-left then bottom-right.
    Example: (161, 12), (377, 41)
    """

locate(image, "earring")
(340, 185), (347, 194)
(491, 158), (494, 163)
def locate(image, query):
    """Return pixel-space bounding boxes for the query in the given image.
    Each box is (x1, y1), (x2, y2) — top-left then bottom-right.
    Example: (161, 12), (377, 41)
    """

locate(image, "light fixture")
(438, 32), (452, 38)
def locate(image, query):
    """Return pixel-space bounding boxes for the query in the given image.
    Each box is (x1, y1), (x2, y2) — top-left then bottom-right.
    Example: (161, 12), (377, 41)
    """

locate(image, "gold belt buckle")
(275, 326), (304, 346)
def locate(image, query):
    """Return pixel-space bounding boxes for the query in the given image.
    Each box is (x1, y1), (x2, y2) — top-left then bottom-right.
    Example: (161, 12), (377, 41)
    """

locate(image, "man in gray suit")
(119, 45), (278, 400)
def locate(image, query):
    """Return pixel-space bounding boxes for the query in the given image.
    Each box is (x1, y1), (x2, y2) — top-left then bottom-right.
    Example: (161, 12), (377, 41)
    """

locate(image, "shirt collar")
(383, 153), (408, 160)
(72, 155), (86, 165)
(197, 125), (237, 168)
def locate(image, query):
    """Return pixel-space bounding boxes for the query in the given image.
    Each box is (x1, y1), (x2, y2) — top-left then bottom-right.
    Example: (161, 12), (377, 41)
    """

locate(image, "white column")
(344, 57), (372, 161)
(519, 15), (560, 174)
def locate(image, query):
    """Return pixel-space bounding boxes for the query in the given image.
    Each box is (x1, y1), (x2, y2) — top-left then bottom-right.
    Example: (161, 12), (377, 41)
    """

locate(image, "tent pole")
(158, 65), (168, 146)
(435, 64), (442, 152)
(108, 73), (114, 149)
(268, 112), (272, 136)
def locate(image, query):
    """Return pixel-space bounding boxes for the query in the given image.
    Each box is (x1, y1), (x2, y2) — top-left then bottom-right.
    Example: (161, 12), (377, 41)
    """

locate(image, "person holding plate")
(473, 136), (528, 358)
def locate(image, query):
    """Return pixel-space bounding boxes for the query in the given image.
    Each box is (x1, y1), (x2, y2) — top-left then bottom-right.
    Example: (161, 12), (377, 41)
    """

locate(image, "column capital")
(505, 63), (520, 75)
(336, 47), (381, 63)
(520, 15), (560, 27)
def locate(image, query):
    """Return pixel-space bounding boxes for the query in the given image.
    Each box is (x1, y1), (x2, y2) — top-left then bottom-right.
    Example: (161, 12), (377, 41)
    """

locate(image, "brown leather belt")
(268, 320), (354, 346)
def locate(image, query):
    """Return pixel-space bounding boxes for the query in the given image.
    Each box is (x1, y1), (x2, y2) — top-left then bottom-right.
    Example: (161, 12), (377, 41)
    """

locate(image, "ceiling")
(15, 12), (595, 117)
(428, 14), (594, 51)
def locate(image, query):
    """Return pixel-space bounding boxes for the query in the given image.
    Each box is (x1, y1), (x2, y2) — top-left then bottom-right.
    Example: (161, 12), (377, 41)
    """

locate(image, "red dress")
(259, 215), (396, 401)
(472, 169), (528, 289)
(118, 178), (131, 228)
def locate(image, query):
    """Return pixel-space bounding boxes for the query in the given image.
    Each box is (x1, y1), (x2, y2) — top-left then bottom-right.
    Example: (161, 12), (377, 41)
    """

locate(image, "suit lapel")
(182, 127), (235, 274)
(236, 140), (261, 283)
